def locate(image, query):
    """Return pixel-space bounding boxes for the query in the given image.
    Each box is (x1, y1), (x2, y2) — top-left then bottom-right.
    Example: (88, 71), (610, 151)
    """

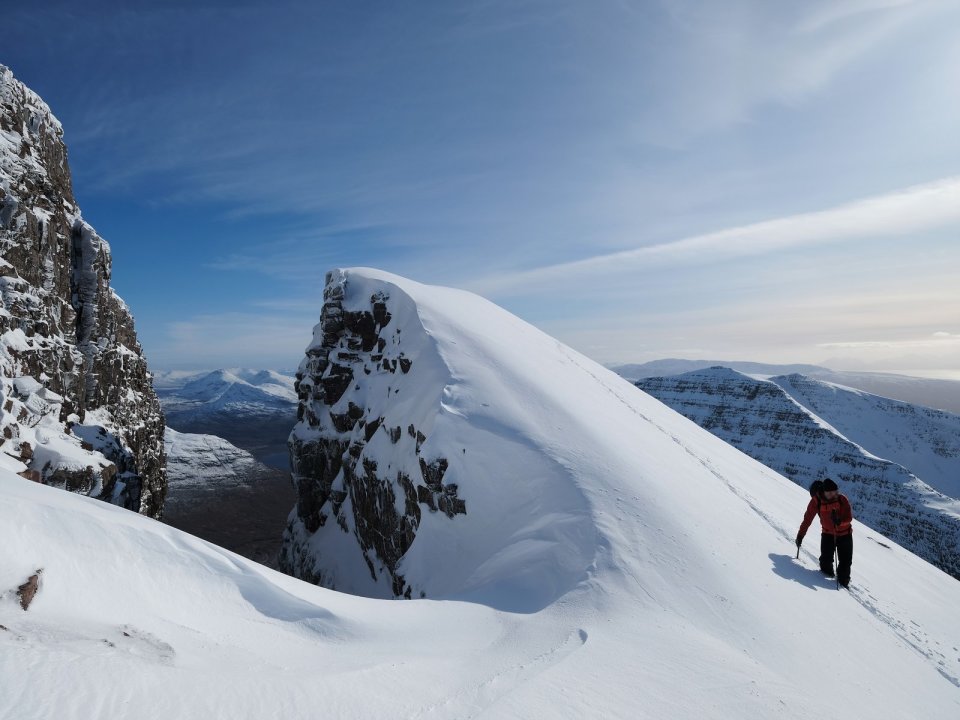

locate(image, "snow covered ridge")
(637, 368), (960, 579)
(614, 358), (960, 414)
(5, 292), (960, 719)
(0, 65), (165, 515)
(282, 268), (959, 612)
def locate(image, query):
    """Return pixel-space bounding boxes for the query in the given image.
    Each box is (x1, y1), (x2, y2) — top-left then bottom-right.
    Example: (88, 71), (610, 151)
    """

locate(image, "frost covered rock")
(637, 368), (960, 578)
(0, 65), (165, 516)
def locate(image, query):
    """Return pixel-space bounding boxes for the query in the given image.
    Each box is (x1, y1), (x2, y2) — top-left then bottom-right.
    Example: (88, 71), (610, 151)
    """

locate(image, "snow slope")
(3, 268), (960, 719)
(772, 374), (960, 499)
(637, 367), (960, 578)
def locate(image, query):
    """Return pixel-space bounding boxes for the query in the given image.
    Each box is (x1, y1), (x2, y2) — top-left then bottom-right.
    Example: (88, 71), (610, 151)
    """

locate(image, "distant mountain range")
(613, 359), (960, 414)
(155, 369), (298, 469)
(636, 367), (960, 578)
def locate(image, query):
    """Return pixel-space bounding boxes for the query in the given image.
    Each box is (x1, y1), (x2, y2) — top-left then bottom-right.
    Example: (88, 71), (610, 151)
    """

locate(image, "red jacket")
(798, 494), (853, 540)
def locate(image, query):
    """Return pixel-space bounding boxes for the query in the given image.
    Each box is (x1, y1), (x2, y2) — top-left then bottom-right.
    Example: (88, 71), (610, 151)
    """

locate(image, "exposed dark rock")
(417, 457), (466, 518)
(0, 65), (166, 517)
(364, 416), (382, 442)
(281, 270), (464, 599)
(16, 569), (42, 611)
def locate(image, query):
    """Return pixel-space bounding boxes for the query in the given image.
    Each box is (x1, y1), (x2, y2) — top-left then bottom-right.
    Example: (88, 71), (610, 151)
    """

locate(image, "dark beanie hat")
(822, 478), (838, 492)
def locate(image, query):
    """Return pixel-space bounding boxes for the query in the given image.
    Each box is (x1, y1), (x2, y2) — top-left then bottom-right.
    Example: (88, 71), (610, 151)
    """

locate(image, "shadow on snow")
(769, 553), (837, 591)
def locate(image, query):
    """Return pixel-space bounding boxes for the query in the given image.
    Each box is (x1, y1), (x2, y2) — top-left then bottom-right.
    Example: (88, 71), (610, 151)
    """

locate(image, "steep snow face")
(3, 267), (960, 717)
(637, 368), (960, 578)
(772, 374), (960, 498)
(282, 269), (596, 609)
(0, 65), (165, 516)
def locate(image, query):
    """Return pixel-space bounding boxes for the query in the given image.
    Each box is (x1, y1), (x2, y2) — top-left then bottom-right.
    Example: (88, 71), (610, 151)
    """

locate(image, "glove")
(795, 534), (803, 548)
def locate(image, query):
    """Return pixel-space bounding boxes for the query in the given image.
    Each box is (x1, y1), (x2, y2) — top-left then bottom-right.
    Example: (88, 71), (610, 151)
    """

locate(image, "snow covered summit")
(3, 267), (960, 718)
(160, 368), (297, 417)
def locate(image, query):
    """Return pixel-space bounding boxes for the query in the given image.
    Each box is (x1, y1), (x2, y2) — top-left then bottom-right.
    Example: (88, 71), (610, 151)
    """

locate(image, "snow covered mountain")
(3, 267), (959, 719)
(163, 427), (294, 566)
(0, 65), (165, 515)
(164, 427), (272, 511)
(614, 359), (960, 414)
(613, 358), (831, 380)
(637, 367), (960, 578)
(158, 368), (296, 467)
(159, 368), (296, 416)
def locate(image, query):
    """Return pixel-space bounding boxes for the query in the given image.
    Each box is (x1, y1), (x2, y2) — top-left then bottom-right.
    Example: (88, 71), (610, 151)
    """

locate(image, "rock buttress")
(0, 65), (166, 517)
(280, 270), (465, 598)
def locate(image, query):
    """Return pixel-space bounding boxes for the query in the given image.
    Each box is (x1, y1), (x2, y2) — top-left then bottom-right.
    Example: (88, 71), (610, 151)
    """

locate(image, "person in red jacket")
(795, 478), (854, 587)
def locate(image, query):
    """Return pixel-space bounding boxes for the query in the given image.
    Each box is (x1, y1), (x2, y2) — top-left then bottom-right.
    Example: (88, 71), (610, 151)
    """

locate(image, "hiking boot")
(821, 567), (835, 578)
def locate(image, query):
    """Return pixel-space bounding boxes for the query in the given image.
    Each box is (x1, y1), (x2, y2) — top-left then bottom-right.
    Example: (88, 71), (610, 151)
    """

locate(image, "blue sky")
(6, 0), (960, 376)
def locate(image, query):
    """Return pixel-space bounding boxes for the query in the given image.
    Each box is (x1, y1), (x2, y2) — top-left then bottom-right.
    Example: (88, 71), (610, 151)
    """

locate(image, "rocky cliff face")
(637, 368), (960, 579)
(280, 270), (466, 599)
(0, 65), (165, 516)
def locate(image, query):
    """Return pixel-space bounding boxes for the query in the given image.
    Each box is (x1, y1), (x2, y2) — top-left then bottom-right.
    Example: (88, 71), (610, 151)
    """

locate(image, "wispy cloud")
(471, 175), (960, 296)
(797, 0), (920, 33)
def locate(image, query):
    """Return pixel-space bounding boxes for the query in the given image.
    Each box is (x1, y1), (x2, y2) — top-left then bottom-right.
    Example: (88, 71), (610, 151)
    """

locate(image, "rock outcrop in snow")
(637, 367), (960, 578)
(0, 65), (165, 516)
(281, 270), (467, 598)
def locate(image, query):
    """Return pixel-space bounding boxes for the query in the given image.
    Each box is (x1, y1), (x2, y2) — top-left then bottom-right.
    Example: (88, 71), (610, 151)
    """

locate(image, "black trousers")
(820, 533), (853, 585)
